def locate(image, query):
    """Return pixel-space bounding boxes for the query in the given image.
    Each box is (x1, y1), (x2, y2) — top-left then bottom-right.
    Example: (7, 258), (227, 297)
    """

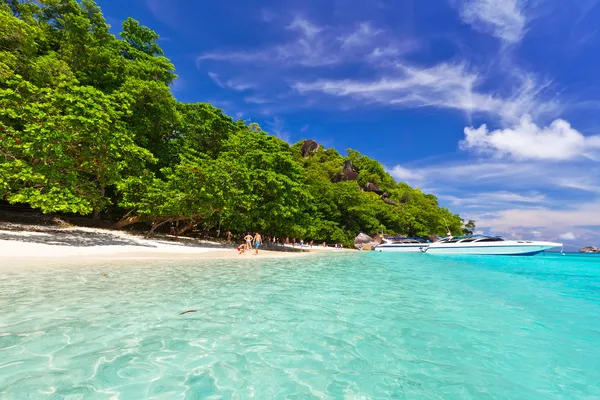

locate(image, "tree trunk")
(114, 214), (144, 229)
(177, 220), (196, 235)
(92, 184), (105, 221)
(147, 218), (172, 237)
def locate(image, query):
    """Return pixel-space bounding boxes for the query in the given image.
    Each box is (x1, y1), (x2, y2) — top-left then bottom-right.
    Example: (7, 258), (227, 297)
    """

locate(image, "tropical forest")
(0, 0), (468, 245)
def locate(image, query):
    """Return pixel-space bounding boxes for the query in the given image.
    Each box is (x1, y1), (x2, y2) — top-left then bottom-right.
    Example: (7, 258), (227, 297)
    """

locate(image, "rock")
(579, 246), (600, 253)
(301, 140), (319, 157)
(332, 160), (358, 182)
(354, 232), (381, 249)
(382, 198), (397, 205)
(364, 183), (384, 195)
(342, 160), (358, 181)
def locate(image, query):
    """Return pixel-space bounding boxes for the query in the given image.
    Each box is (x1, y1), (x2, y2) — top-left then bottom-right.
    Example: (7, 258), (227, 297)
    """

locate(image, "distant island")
(0, 1), (472, 246)
(579, 246), (600, 253)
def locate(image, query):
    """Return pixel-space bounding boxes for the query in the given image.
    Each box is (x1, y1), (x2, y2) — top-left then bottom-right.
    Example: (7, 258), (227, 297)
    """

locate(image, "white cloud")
(558, 232), (577, 241)
(460, 0), (527, 43)
(387, 165), (422, 185)
(461, 115), (600, 161)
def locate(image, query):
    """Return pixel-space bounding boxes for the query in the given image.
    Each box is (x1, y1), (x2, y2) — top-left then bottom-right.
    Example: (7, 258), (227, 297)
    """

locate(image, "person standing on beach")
(244, 232), (253, 250)
(254, 232), (262, 255)
(226, 230), (232, 243)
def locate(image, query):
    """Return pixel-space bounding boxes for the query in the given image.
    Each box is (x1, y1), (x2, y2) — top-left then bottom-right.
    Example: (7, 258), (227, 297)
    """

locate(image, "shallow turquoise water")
(1, 253), (600, 399)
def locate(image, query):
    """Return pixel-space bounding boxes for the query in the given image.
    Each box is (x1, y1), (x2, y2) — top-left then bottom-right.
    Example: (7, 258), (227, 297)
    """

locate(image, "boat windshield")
(436, 235), (504, 243)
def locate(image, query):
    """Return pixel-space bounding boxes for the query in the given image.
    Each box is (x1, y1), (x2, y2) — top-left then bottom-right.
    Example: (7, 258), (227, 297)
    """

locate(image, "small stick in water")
(180, 310), (197, 315)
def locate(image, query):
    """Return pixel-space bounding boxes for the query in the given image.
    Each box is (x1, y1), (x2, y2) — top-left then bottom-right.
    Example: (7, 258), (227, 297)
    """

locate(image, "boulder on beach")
(579, 246), (600, 253)
(354, 232), (381, 249)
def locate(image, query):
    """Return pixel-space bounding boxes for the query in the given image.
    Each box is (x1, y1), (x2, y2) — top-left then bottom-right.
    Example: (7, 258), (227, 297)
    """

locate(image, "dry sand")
(0, 225), (345, 266)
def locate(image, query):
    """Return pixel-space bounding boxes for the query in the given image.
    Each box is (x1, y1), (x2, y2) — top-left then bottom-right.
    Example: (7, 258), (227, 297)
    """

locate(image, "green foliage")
(463, 219), (476, 235)
(0, 0), (464, 243)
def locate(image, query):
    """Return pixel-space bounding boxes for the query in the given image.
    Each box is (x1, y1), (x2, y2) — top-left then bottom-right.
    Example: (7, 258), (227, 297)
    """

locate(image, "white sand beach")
(0, 224), (340, 265)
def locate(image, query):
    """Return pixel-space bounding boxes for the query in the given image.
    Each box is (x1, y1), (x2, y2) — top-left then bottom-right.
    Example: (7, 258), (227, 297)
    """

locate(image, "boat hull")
(375, 244), (428, 253)
(425, 242), (561, 256)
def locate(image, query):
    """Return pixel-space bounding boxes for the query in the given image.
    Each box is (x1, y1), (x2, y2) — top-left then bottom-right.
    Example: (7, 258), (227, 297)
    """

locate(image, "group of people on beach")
(226, 230), (346, 254)
(233, 232), (262, 255)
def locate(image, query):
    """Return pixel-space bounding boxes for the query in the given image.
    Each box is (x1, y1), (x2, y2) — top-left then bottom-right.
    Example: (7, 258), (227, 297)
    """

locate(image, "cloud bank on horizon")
(105, 0), (600, 245)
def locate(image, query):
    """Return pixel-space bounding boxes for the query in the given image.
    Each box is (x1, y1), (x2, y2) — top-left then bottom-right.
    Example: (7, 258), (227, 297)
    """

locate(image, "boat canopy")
(385, 236), (428, 244)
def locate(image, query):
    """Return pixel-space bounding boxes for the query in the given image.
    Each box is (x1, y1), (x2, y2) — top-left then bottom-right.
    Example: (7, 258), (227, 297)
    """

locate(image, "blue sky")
(98, 0), (600, 247)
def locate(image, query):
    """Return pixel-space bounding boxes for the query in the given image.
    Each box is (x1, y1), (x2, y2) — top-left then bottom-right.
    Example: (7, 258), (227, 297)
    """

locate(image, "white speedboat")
(375, 237), (429, 252)
(423, 235), (562, 256)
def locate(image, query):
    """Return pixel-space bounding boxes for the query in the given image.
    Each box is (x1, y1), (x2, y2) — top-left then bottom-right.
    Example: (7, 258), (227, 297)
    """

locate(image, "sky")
(98, 0), (600, 247)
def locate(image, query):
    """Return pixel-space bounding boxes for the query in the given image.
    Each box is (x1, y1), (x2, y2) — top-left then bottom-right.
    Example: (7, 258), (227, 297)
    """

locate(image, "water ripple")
(1, 254), (599, 398)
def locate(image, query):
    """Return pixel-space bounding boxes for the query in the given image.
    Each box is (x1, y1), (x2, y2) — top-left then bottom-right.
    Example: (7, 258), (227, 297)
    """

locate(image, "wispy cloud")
(145, 0), (180, 28)
(170, 77), (185, 93)
(388, 160), (600, 194)
(264, 116), (291, 142)
(207, 72), (255, 91)
(199, 16), (412, 68)
(244, 95), (270, 104)
(208, 72), (225, 88)
(293, 62), (558, 124)
(476, 202), (600, 232)
(438, 191), (546, 207)
(339, 22), (382, 48)
(287, 16), (322, 38)
(387, 159), (600, 241)
(459, 0), (527, 43)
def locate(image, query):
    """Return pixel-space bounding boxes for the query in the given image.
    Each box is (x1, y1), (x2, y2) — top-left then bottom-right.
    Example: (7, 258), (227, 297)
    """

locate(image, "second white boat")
(375, 237), (429, 252)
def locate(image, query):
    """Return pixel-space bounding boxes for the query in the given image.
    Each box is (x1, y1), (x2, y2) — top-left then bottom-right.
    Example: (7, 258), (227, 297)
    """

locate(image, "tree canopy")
(0, 0), (469, 244)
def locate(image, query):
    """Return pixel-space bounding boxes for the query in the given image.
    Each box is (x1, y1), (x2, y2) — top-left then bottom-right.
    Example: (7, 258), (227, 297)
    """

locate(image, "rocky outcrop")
(332, 160), (358, 182)
(580, 246), (600, 253)
(301, 140), (319, 157)
(364, 182), (384, 195)
(342, 160), (358, 181)
(382, 198), (397, 205)
(354, 232), (381, 249)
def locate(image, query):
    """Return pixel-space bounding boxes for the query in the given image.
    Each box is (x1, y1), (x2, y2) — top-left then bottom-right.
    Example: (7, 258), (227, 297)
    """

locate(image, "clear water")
(1, 253), (599, 399)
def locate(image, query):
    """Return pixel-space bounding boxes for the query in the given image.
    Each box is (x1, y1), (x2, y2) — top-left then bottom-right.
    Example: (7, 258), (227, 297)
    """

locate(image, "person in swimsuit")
(244, 232), (253, 250)
(253, 232), (262, 255)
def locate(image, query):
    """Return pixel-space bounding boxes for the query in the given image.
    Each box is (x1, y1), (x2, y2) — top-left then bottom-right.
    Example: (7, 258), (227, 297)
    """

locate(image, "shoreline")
(0, 224), (351, 266)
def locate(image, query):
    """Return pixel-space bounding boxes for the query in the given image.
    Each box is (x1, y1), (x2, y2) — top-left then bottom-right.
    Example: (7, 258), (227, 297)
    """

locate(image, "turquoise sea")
(1, 253), (600, 399)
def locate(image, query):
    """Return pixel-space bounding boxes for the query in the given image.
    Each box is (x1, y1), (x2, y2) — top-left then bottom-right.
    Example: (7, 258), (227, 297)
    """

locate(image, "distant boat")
(375, 237), (429, 252)
(423, 235), (562, 256)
